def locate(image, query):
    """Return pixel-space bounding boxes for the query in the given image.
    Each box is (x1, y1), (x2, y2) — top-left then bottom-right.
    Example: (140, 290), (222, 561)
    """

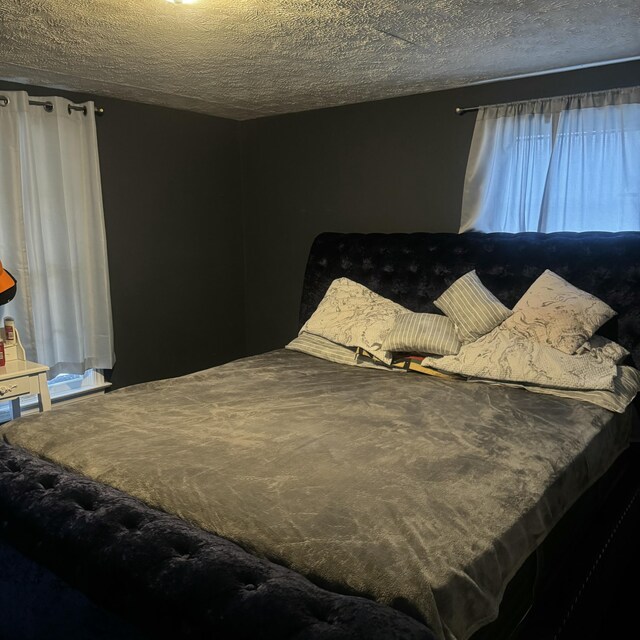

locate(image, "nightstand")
(0, 360), (51, 419)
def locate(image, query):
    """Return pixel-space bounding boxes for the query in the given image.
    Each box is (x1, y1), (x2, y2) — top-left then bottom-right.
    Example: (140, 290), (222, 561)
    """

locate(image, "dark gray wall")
(0, 80), (245, 389)
(240, 60), (640, 355)
(3, 60), (638, 382)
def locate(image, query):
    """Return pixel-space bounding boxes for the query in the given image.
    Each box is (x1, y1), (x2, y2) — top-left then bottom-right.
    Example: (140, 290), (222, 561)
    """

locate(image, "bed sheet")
(2, 350), (632, 640)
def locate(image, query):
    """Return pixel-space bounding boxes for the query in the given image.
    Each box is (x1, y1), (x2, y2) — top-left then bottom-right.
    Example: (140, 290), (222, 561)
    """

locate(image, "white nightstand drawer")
(0, 360), (51, 418)
(0, 375), (32, 400)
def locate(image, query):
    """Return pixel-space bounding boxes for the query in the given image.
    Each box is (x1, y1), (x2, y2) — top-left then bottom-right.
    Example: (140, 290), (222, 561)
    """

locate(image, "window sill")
(49, 381), (112, 403)
(0, 381), (111, 424)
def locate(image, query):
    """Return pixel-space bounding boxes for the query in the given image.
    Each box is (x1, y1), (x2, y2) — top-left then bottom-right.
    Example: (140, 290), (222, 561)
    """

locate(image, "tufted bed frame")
(1, 231), (639, 639)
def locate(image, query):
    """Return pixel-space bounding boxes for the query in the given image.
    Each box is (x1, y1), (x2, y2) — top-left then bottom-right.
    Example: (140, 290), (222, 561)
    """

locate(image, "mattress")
(2, 349), (632, 640)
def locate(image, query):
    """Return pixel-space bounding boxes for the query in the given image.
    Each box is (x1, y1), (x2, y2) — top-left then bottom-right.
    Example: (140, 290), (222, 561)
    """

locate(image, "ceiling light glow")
(166, 0), (197, 5)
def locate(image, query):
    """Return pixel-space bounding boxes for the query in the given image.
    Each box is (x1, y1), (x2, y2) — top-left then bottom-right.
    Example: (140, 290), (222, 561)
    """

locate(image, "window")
(0, 91), (114, 383)
(459, 87), (640, 233)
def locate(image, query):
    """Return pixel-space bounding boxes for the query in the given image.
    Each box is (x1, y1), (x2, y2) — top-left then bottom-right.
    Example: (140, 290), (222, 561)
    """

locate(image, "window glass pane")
(461, 92), (640, 233)
(540, 105), (640, 231)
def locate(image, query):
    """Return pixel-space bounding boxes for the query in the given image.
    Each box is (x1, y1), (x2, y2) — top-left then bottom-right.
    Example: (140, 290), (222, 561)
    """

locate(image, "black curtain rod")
(0, 95), (104, 116)
(455, 106), (478, 116)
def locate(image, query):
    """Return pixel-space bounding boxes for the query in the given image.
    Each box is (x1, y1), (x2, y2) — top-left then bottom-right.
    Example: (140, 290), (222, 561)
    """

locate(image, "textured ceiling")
(0, 0), (638, 120)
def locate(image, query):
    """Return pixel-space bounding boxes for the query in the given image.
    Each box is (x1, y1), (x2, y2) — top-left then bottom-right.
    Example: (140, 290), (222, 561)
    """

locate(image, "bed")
(1, 231), (639, 640)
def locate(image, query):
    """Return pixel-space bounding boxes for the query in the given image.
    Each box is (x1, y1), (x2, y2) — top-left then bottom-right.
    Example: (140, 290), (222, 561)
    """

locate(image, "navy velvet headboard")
(300, 232), (640, 370)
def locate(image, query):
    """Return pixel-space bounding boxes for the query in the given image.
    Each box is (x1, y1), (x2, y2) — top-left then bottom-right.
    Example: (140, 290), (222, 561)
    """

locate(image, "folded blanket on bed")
(421, 327), (640, 413)
(422, 327), (618, 391)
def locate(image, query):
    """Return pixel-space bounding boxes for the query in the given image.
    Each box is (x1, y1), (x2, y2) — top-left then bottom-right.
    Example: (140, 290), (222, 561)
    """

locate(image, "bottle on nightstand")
(3, 317), (15, 344)
(0, 319), (25, 363)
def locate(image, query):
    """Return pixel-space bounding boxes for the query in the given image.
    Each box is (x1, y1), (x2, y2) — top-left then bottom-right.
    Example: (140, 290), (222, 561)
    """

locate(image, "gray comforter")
(2, 350), (632, 639)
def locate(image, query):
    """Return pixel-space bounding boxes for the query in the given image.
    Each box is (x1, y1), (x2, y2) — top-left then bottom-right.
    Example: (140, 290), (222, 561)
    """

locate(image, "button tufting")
(171, 540), (196, 557)
(36, 474), (58, 490)
(75, 497), (98, 511)
(6, 460), (21, 473)
(119, 514), (144, 530)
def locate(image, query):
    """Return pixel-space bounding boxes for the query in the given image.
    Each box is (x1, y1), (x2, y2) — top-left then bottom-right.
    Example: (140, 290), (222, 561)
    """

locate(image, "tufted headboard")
(300, 232), (640, 371)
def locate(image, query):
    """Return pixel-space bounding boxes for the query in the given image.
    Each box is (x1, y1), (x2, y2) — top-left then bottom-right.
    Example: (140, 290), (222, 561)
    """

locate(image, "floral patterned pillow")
(501, 270), (616, 354)
(300, 278), (408, 364)
(421, 326), (617, 391)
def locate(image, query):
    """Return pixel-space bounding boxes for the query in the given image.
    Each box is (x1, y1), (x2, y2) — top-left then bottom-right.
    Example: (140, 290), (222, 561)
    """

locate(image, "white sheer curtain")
(460, 87), (640, 233)
(0, 91), (114, 377)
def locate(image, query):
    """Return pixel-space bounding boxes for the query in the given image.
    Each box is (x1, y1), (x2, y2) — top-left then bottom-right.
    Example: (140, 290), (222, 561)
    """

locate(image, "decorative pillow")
(286, 332), (390, 370)
(433, 270), (512, 344)
(421, 327), (617, 391)
(300, 278), (408, 364)
(501, 270), (616, 354)
(382, 312), (461, 356)
(575, 335), (629, 364)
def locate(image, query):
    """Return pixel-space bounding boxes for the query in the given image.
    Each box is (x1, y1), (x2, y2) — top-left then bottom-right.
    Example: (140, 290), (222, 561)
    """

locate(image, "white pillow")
(300, 278), (408, 364)
(501, 270), (616, 354)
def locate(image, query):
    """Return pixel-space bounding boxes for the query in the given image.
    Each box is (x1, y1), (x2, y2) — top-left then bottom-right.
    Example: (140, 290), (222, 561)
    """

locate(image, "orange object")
(0, 261), (17, 306)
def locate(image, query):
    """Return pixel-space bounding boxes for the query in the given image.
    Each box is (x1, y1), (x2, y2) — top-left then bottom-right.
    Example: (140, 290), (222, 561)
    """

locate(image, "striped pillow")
(434, 270), (512, 344)
(382, 313), (461, 355)
(286, 332), (389, 370)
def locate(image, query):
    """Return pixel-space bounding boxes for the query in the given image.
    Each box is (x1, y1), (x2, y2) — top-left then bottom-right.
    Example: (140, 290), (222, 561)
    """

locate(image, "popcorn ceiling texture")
(0, 0), (638, 120)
